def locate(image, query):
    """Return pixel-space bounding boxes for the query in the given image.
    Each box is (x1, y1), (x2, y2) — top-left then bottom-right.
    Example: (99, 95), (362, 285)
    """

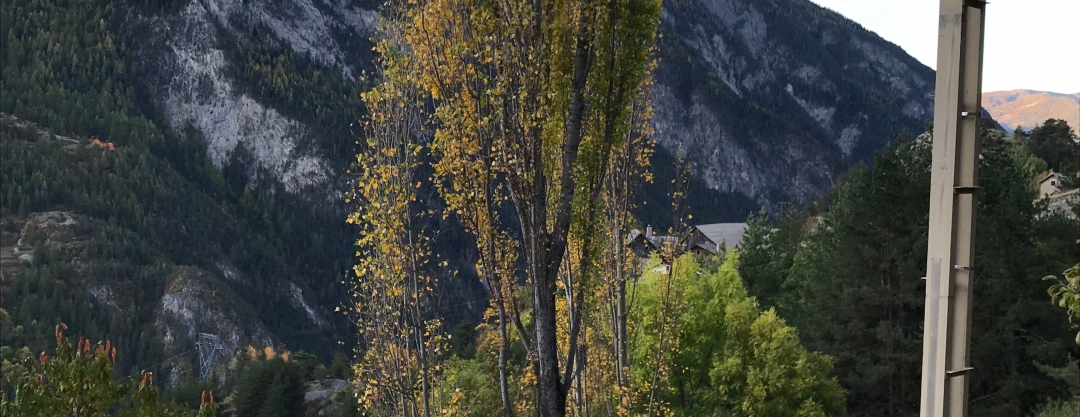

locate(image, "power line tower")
(195, 333), (225, 382)
(778, 201), (792, 218)
(920, 1), (986, 416)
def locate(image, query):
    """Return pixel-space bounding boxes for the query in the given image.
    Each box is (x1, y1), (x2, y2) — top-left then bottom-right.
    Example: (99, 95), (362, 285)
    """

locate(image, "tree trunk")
(497, 306), (516, 417)
(534, 254), (566, 417)
(531, 1), (594, 415)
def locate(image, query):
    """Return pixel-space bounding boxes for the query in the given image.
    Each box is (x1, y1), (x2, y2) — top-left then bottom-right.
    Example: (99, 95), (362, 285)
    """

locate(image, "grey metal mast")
(920, 0), (986, 416)
(196, 333), (225, 382)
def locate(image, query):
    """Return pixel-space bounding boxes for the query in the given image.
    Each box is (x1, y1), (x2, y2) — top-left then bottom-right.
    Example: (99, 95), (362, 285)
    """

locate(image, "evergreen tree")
(1028, 118), (1080, 175)
(777, 132), (1079, 415)
(232, 358), (305, 417)
(738, 210), (804, 309)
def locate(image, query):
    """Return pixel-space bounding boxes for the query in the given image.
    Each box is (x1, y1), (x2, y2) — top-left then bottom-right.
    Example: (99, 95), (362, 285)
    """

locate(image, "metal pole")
(920, 1), (985, 416)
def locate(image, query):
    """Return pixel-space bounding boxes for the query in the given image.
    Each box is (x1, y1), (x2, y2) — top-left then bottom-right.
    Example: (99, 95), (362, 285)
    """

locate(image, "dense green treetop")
(631, 253), (846, 416)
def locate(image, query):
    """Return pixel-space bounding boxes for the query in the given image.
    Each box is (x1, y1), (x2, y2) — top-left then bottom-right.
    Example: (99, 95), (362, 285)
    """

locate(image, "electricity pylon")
(195, 333), (225, 382)
(920, 0), (986, 416)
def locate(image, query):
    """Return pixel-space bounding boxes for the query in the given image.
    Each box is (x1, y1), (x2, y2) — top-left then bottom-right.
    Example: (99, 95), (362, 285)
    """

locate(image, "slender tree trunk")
(647, 257), (678, 417)
(497, 303), (516, 417)
(609, 73), (635, 417)
(479, 132), (518, 417)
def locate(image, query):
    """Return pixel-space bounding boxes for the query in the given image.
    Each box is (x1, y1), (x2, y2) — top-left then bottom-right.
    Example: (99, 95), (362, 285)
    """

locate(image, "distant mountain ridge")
(983, 89), (1080, 131)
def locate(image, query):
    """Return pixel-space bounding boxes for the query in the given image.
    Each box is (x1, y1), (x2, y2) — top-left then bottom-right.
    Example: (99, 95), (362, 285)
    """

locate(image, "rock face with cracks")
(123, 0), (934, 211)
(157, 266), (276, 384)
(653, 0), (935, 209)
(127, 0), (379, 197)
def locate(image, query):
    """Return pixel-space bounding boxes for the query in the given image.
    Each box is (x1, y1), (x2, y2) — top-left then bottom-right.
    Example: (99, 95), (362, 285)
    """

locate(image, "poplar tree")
(372, 0), (663, 415)
(347, 33), (444, 415)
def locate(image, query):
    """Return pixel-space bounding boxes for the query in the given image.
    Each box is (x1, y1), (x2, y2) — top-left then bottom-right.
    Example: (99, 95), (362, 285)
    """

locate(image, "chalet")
(684, 223), (748, 258)
(1038, 171), (1065, 199)
(626, 226), (679, 258)
(1033, 171), (1078, 220)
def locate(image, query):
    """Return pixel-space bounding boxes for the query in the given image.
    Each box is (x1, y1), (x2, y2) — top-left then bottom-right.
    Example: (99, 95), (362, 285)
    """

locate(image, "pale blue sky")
(808, 0), (1080, 93)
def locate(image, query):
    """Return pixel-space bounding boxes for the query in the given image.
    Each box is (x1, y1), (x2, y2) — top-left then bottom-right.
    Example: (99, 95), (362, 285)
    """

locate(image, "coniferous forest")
(2, 0), (1078, 416)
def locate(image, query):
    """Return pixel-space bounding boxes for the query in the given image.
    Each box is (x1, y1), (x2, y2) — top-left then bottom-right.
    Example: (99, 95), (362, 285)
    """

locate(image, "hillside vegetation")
(1, 0), (361, 367)
(0, 113), (349, 382)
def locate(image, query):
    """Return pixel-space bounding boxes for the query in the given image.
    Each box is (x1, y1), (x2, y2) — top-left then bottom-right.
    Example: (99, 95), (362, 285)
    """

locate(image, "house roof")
(1038, 171), (1064, 184)
(627, 229), (678, 250)
(651, 235), (679, 247)
(693, 223), (749, 250)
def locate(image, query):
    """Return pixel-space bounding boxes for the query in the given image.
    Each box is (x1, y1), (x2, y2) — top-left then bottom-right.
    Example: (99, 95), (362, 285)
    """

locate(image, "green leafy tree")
(630, 253), (846, 416)
(432, 357), (502, 417)
(1007, 137), (1050, 181)
(1046, 264), (1080, 345)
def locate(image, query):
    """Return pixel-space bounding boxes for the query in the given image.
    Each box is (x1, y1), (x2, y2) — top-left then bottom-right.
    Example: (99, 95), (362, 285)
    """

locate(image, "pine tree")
(777, 132), (1079, 415)
(1028, 118), (1080, 174)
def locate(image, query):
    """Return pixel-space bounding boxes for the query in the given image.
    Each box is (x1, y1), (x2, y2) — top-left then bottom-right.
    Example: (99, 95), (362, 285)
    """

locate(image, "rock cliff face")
(652, 0), (935, 208)
(126, 0), (379, 197)
(156, 266), (276, 384)
(123, 0), (935, 211)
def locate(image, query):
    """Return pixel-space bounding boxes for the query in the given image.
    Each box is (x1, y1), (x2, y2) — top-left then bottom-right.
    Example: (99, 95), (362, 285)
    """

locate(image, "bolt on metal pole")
(920, 1), (986, 416)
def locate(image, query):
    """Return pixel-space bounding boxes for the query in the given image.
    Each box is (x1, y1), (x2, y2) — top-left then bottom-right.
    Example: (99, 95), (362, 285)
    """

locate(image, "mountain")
(651, 0), (935, 214)
(120, 0), (938, 218)
(1, 0), (941, 384)
(983, 89), (1080, 131)
(0, 113), (337, 384)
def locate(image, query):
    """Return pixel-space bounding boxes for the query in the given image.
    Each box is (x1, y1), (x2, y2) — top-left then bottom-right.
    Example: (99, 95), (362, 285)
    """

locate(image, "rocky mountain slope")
(120, 0), (936, 212)
(983, 89), (1080, 131)
(130, 0), (378, 195)
(0, 114), (319, 383)
(653, 0), (935, 209)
